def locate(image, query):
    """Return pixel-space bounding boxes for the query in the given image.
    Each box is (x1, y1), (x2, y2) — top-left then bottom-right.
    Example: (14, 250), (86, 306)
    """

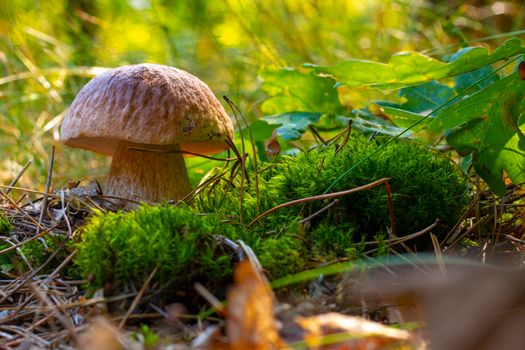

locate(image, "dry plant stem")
(297, 199), (340, 225)
(36, 146), (55, 250)
(0, 239), (67, 305)
(334, 120), (353, 155)
(27, 282), (78, 343)
(5, 159), (31, 195)
(119, 266), (158, 329)
(105, 141), (191, 203)
(128, 146), (237, 161)
(194, 282), (225, 315)
(384, 181), (397, 238)
(364, 219), (440, 249)
(225, 96), (261, 215)
(0, 224), (56, 255)
(308, 125), (326, 145)
(431, 233), (447, 276)
(0, 191), (47, 234)
(248, 177), (391, 227)
(42, 250), (77, 285)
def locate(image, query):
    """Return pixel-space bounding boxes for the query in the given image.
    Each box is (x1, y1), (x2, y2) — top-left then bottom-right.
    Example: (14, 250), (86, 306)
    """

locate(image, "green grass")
(1, 0), (520, 190)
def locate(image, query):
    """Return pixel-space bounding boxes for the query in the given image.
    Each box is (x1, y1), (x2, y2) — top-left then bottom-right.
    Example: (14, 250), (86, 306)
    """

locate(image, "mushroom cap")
(61, 64), (234, 156)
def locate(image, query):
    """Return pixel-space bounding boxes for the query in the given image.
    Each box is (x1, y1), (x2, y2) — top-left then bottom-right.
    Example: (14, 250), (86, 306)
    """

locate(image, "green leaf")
(260, 68), (345, 115)
(239, 119), (274, 141)
(399, 81), (455, 113)
(263, 112), (322, 140)
(306, 39), (525, 90)
(371, 103), (427, 131)
(349, 108), (413, 137)
(429, 73), (525, 195)
(453, 65), (499, 94)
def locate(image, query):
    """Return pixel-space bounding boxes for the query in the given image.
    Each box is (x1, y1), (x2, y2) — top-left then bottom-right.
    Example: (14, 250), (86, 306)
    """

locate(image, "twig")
(5, 159), (32, 195)
(248, 178), (390, 227)
(35, 146), (55, 249)
(0, 191), (47, 232)
(194, 282), (225, 315)
(0, 225), (57, 255)
(118, 266), (158, 329)
(334, 119), (353, 155)
(505, 235), (525, 244)
(224, 96), (261, 215)
(297, 199), (340, 225)
(364, 219), (440, 254)
(0, 238), (68, 305)
(127, 146), (237, 161)
(308, 125), (326, 145)
(384, 180), (397, 238)
(26, 282), (78, 343)
(42, 250), (77, 285)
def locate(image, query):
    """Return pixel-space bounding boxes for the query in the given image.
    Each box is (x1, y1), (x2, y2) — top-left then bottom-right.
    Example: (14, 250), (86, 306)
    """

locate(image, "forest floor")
(0, 173), (524, 349)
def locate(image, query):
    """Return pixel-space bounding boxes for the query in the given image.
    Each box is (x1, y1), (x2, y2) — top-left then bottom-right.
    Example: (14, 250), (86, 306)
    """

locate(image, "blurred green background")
(0, 0), (523, 191)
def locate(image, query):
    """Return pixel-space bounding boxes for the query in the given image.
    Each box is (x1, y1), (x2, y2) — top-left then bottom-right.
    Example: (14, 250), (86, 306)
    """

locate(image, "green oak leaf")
(371, 103), (427, 131)
(429, 73), (525, 195)
(350, 107), (413, 137)
(263, 112), (323, 140)
(453, 65), (499, 94)
(398, 81), (455, 113)
(306, 38), (525, 90)
(260, 68), (345, 115)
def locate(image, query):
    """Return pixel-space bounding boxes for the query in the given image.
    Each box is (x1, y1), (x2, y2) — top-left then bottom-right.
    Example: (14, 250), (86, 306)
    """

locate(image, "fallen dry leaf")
(224, 258), (285, 350)
(77, 316), (126, 350)
(297, 312), (418, 350)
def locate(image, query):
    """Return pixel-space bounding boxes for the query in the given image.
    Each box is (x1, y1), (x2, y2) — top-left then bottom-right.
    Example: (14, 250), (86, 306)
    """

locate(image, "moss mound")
(74, 205), (306, 289)
(267, 135), (469, 239)
(74, 133), (469, 290)
(197, 133), (469, 250)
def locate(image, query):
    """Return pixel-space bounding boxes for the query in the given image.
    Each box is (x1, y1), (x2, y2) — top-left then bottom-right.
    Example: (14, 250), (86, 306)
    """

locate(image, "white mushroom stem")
(105, 141), (191, 204)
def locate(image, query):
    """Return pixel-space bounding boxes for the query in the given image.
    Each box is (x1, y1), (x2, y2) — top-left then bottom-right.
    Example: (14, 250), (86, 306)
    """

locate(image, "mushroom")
(61, 64), (233, 205)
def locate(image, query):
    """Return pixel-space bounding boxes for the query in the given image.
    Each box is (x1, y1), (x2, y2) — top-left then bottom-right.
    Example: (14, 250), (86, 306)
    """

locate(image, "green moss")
(196, 133), (470, 252)
(0, 213), (11, 236)
(75, 205), (247, 289)
(75, 134), (469, 290)
(267, 135), (469, 240)
(258, 233), (306, 279)
(19, 234), (73, 271)
(308, 223), (358, 258)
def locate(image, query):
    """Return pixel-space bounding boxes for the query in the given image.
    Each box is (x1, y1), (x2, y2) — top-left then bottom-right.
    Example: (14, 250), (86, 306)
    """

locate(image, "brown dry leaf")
(77, 316), (126, 350)
(296, 312), (419, 350)
(223, 258), (286, 350)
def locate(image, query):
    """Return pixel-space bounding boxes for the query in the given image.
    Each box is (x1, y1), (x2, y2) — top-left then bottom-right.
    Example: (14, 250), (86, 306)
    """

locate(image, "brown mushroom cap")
(61, 64), (234, 156)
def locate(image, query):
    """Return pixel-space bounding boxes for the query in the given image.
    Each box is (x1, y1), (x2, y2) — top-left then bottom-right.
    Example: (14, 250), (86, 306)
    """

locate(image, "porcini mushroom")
(61, 64), (233, 204)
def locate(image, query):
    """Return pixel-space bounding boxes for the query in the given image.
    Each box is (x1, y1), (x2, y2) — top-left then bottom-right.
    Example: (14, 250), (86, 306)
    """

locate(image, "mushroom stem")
(105, 141), (191, 204)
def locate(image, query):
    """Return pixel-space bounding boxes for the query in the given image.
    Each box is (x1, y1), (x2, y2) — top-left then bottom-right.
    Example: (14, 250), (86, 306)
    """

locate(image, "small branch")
(248, 178), (390, 227)
(364, 219), (440, 254)
(224, 96), (261, 215)
(42, 250), (77, 285)
(5, 159), (32, 195)
(308, 125), (326, 145)
(128, 146), (237, 161)
(119, 266), (158, 329)
(35, 146), (55, 249)
(334, 119), (353, 155)
(194, 282), (225, 315)
(297, 199), (340, 225)
(384, 180), (397, 239)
